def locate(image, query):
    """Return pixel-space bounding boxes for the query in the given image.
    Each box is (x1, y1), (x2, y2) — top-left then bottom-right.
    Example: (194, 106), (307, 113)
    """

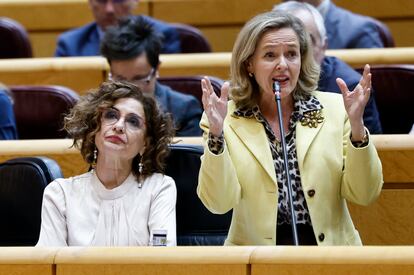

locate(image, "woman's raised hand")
(201, 76), (230, 137)
(336, 64), (371, 140)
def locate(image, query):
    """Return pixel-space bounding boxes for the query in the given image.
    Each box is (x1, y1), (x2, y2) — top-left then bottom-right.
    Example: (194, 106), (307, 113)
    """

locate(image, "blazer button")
(318, 233), (325, 242)
(307, 189), (315, 197)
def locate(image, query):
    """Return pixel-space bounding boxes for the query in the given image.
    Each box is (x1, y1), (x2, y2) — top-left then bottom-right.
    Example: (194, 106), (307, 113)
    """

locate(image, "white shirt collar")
(317, 0), (330, 18)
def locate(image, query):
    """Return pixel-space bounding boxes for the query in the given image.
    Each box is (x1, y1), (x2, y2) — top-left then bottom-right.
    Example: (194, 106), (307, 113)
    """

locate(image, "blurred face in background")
(89, 0), (138, 30)
(110, 53), (158, 95)
(294, 9), (326, 65)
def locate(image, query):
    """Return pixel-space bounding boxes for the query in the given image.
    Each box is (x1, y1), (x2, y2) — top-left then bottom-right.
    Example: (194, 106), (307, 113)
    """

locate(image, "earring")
(248, 72), (253, 77)
(138, 160), (144, 188)
(92, 148), (97, 167)
(139, 161), (143, 174)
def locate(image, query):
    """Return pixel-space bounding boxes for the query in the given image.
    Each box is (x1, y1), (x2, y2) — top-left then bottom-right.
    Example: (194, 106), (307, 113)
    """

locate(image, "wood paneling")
(0, 57), (107, 94)
(0, 135), (413, 245)
(0, 247), (57, 275)
(55, 247), (252, 275)
(251, 246), (414, 275)
(1, 0), (414, 57)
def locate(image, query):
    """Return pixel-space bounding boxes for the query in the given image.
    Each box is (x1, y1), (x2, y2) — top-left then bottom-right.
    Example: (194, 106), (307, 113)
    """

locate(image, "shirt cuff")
(208, 132), (224, 155)
(350, 129), (369, 148)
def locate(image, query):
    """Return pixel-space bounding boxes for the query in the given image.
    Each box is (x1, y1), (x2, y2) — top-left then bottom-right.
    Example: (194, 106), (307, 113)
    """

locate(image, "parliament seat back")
(165, 144), (232, 245)
(10, 85), (79, 139)
(0, 17), (32, 58)
(0, 157), (62, 245)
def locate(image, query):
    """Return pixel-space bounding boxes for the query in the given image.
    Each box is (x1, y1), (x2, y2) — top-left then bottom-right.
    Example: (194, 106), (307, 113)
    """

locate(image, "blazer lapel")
(296, 115), (325, 171)
(228, 115), (276, 185)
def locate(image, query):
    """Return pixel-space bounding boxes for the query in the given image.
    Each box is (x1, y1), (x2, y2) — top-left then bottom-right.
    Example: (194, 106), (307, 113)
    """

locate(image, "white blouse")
(36, 170), (177, 246)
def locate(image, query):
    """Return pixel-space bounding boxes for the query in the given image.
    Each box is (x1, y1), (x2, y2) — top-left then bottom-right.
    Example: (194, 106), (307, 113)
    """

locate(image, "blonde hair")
(230, 11), (320, 108)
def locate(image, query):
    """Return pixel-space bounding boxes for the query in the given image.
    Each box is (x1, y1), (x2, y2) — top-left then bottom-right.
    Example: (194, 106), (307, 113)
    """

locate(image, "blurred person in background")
(55, 0), (180, 56)
(0, 84), (18, 140)
(101, 16), (202, 136)
(274, 1), (382, 133)
(283, 0), (385, 49)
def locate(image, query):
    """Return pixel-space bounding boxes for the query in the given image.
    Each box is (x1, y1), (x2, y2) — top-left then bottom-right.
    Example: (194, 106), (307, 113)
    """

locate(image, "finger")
(220, 81), (230, 102)
(361, 64), (371, 88)
(364, 64), (371, 76)
(336, 77), (349, 97)
(201, 78), (208, 109)
(365, 87), (371, 99)
(201, 78), (213, 110)
(203, 76), (214, 95)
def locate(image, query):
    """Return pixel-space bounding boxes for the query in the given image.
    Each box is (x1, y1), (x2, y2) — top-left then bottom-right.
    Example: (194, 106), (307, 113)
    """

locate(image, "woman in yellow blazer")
(197, 11), (383, 245)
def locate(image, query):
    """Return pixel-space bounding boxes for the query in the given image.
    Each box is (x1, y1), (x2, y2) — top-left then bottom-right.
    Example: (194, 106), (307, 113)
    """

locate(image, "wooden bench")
(1, 48), (414, 94)
(2, 0), (413, 57)
(1, 246), (414, 275)
(54, 246), (252, 275)
(250, 246), (414, 275)
(0, 247), (57, 275)
(0, 135), (413, 245)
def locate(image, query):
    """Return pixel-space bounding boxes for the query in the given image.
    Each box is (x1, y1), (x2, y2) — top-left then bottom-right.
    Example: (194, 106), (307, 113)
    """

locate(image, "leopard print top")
(208, 95), (323, 225)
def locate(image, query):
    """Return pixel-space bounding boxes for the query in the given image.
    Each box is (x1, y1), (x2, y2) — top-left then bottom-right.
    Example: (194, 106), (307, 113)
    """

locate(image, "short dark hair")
(64, 81), (175, 180)
(101, 16), (163, 68)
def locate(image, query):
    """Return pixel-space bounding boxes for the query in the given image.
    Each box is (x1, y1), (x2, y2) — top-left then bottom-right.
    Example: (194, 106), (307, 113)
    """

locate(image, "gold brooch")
(300, 110), (324, 128)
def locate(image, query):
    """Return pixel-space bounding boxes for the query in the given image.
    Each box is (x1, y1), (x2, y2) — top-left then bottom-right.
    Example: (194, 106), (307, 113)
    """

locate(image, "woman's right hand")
(201, 76), (229, 137)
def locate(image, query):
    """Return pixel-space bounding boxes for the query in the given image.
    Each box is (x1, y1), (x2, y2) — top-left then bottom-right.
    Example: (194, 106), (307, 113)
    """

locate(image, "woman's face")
(95, 97), (147, 163)
(247, 27), (301, 99)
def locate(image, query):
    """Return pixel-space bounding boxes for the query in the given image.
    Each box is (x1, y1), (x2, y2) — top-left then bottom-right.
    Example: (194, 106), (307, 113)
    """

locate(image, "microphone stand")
(273, 80), (299, 246)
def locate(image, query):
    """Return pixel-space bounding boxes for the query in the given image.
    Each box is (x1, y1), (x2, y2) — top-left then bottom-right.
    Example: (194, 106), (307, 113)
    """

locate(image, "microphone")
(272, 79), (299, 246)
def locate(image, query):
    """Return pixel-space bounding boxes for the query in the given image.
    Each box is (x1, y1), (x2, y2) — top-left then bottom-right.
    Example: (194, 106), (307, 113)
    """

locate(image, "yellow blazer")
(197, 92), (383, 245)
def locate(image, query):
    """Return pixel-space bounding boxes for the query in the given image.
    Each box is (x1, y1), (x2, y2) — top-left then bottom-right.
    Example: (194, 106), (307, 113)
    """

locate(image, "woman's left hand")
(336, 64), (371, 140)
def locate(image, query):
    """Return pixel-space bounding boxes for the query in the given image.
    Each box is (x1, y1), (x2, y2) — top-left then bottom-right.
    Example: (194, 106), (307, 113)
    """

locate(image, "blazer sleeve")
(197, 113), (241, 214)
(341, 121), (384, 205)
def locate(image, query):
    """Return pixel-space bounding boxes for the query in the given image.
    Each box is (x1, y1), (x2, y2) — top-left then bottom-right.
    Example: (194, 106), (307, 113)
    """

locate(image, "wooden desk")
(0, 0), (150, 57)
(0, 57), (107, 95)
(0, 135), (413, 245)
(0, 247), (57, 275)
(0, 137), (202, 178)
(2, 0), (414, 57)
(250, 246), (414, 275)
(1, 48), (414, 94)
(54, 246), (253, 275)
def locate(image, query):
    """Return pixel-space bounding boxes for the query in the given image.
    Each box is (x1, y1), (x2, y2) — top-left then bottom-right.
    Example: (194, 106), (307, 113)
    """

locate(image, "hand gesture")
(201, 76), (230, 137)
(336, 64), (371, 138)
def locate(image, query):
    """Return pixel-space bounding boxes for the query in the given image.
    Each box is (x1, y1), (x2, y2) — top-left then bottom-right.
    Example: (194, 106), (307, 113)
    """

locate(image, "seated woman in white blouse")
(36, 81), (177, 246)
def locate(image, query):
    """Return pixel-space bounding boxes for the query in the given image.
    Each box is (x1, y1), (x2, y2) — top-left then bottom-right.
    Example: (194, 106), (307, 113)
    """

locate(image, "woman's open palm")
(336, 64), (371, 123)
(201, 77), (230, 136)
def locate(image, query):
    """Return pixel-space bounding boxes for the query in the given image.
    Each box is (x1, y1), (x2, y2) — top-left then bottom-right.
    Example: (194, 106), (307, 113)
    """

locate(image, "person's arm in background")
(175, 96), (203, 137)
(0, 89), (18, 140)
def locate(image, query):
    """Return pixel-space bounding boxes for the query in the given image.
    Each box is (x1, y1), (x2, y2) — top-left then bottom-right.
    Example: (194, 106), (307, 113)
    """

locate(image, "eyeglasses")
(108, 68), (156, 87)
(101, 107), (145, 131)
(94, 0), (129, 5)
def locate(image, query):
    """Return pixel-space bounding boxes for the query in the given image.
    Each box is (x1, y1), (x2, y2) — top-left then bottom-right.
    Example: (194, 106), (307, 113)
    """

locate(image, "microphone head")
(272, 79), (280, 94)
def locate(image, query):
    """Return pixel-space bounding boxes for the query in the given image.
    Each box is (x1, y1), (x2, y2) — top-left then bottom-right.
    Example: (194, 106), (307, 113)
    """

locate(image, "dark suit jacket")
(55, 16), (181, 56)
(318, 56), (382, 134)
(324, 2), (383, 49)
(0, 90), (18, 140)
(155, 82), (202, 137)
